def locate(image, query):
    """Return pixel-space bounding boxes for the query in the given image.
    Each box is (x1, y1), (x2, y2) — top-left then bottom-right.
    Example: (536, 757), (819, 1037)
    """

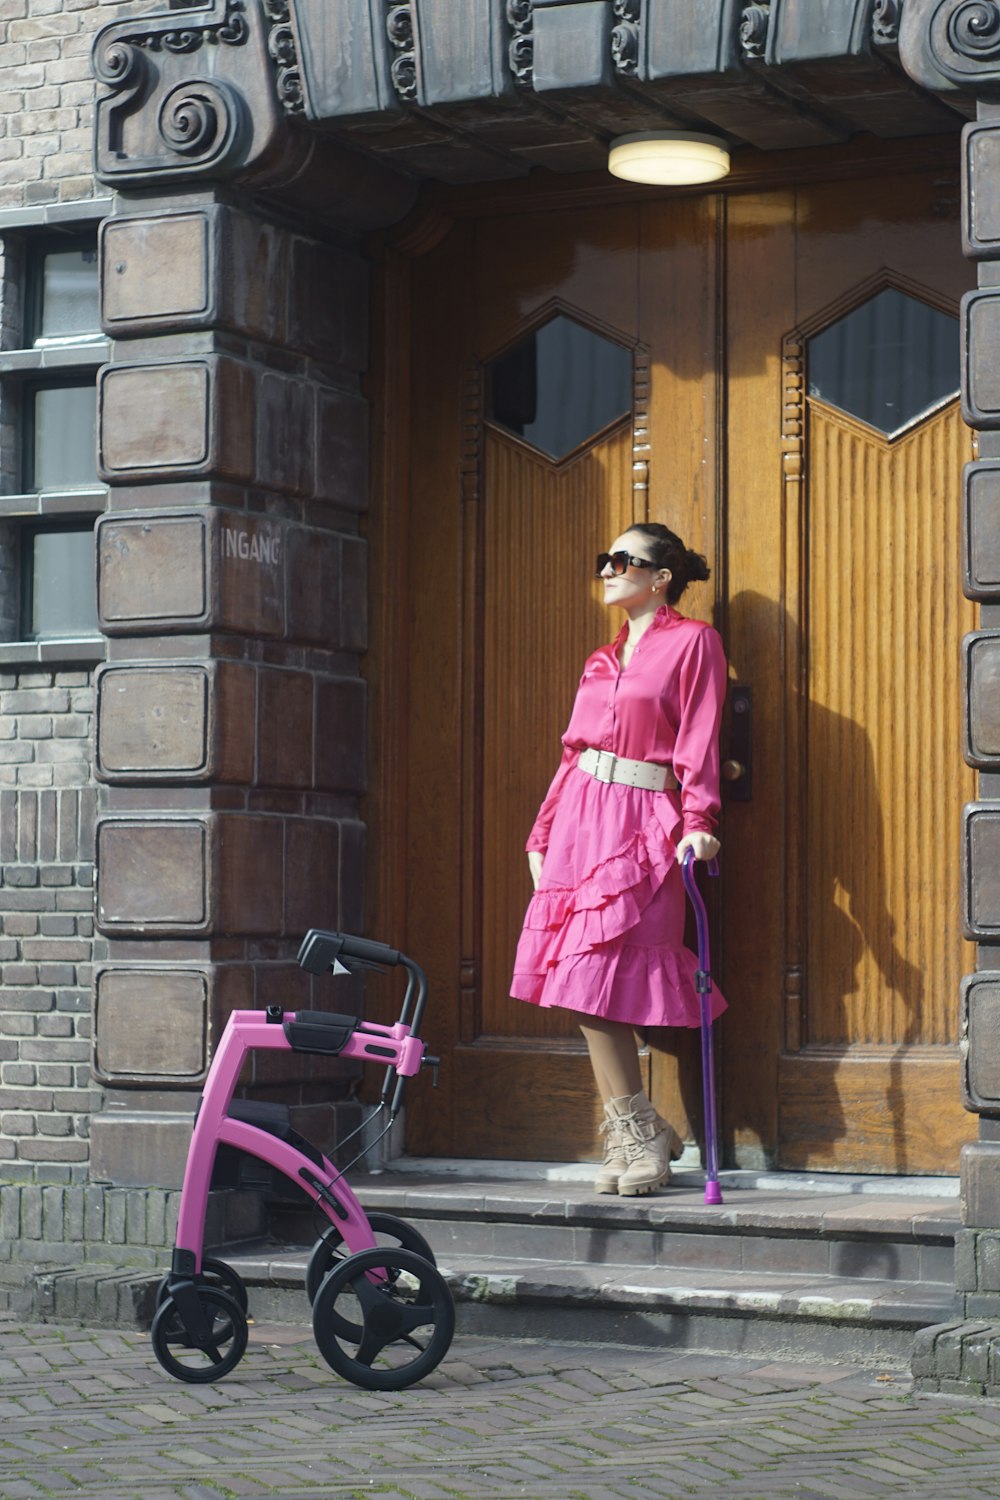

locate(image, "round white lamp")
(608, 131), (731, 186)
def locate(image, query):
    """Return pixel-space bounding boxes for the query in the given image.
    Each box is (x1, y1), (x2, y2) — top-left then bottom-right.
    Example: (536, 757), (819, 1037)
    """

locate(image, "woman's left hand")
(676, 832), (720, 865)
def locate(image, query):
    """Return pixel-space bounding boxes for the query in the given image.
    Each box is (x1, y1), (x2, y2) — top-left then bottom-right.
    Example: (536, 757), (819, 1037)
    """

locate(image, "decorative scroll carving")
(157, 79), (243, 158)
(900, 0), (1000, 90)
(611, 0), (641, 76)
(507, 0), (534, 86)
(93, 0), (288, 184)
(93, 0), (248, 64)
(263, 0), (304, 114)
(873, 0), (902, 44)
(386, 1), (418, 101)
(740, 2), (770, 59)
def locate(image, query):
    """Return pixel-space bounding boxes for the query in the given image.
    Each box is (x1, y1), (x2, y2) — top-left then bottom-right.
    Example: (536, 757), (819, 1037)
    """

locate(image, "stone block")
(97, 512), (209, 630)
(979, 1231), (1000, 1294)
(963, 290), (1000, 429)
(102, 212), (210, 331)
(963, 1140), (1000, 1228)
(963, 804), (1000, 939)
(97, 508), (284, 639)
(98, 356), (256, 483)
(215, 511), (285, 638)
(284, 526), (341, 646)
(964, 632), (1000, 768)
(101, 206), (291, 344)
(965, 121), (1000, 258)
(96, 817), (209, 935)
(964, 462), (1000, 600)
(285, 818), (340, 935)
(97, 813), (287, 937)
(90, 1109), (194, 1190)
(256, 371), (315, 496)
(316, 386), (368, 511)
(962, 973), (1000, 1113)
(93, 967), (209, 1085)
(314, 676), (366, 794)
(257, 668), (313, 789)
(216, 815), (286, 935)
(288, 238), (368, 372)
(95, 661), (255, 784)
(337, 818), (366, 933)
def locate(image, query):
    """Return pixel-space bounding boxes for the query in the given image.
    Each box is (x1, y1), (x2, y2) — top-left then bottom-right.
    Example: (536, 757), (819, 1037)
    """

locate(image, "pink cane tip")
(704, 1181), (723, 1205)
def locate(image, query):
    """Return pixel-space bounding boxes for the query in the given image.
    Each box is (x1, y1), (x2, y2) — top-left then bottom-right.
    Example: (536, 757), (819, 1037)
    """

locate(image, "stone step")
(25, 1168), (964, 1370)
(226, 1169), (963, 1368)
(268, 1170), (960, 1284)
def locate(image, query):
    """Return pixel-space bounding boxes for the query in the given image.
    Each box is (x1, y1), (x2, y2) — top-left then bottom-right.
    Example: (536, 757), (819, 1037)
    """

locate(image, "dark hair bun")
(624, 521), (710, 604)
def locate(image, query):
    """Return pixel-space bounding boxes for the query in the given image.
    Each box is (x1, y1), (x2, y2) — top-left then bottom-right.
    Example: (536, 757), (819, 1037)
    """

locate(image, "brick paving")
(3, 1316), (1000, 1498)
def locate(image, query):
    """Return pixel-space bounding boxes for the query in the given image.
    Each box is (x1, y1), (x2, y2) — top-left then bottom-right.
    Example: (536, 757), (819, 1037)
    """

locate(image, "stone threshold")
(378, 1156), (962, 1199)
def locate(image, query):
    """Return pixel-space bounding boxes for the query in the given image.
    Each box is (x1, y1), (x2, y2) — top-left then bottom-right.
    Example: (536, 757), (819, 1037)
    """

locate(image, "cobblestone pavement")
(3, 1314), (1000, 1500)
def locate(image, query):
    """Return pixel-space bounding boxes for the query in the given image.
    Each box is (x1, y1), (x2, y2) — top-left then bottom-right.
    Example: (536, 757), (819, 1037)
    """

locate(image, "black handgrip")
(297, 928), (401, 974)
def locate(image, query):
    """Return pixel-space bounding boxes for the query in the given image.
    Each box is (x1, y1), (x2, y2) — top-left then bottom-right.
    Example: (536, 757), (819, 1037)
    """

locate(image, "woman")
(510, 521), (727, 1196)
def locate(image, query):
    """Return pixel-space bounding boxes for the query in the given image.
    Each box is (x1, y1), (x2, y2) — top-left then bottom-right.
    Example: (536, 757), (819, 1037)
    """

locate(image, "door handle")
(726, 684), (752, 802)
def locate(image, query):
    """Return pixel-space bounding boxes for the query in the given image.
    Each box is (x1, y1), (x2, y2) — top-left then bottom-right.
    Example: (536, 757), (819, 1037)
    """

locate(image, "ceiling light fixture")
(607, 131), (731, 186)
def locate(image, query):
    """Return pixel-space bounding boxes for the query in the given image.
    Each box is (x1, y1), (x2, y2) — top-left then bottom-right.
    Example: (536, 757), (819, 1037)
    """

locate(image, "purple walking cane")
(681, 848), (724, 1206)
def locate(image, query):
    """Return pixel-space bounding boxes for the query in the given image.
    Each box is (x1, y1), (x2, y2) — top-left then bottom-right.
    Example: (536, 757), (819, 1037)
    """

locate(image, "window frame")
(0, 206), (110, 665)
(19, 518), (98, 644)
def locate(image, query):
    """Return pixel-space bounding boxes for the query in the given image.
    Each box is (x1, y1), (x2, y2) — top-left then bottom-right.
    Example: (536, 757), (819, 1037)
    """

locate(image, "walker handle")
(297, 930), (401, 974)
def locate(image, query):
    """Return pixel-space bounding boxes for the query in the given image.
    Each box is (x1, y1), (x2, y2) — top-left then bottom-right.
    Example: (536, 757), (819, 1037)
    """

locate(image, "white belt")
(578, 747), (678, 792)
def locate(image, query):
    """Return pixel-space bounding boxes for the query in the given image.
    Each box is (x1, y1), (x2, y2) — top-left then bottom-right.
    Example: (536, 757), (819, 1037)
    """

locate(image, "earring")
(652, 586), (659, 594)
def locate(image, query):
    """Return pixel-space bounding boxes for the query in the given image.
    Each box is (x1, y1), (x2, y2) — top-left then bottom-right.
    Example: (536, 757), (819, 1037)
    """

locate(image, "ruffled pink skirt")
(510, 767), (727, 1028)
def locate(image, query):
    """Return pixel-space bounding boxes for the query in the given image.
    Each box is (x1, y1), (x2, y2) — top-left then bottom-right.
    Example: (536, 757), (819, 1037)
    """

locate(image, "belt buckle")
(595, 750), (616, 784)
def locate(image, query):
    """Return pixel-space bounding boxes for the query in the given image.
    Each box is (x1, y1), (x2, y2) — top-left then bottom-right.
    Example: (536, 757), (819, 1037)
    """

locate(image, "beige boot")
(594, 1097), (630, 1194)
(617, 1091), (682, 1196)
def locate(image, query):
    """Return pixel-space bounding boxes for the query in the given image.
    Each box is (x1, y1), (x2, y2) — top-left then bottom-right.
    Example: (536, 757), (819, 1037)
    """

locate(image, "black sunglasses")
(595, 551), (657, 577)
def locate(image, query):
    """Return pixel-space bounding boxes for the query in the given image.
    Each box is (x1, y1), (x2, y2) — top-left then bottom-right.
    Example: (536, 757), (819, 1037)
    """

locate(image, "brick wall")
(0, 0), (118, 1183)
(0, 0), (135, 213)
(0, 667), (104, 1182)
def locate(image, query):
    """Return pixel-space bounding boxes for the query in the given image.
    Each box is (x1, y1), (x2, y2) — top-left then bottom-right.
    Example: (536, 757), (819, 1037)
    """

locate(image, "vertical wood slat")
(480, 426), (634, 1041)
(803, 399), (975, 1049)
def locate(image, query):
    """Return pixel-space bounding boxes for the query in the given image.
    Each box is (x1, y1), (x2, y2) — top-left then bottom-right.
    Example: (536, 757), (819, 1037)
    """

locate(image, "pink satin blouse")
(526, 606), (727, 853)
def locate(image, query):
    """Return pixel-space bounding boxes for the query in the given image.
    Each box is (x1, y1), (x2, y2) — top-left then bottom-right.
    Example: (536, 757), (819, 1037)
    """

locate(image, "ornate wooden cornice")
(92, 0), (969, 195)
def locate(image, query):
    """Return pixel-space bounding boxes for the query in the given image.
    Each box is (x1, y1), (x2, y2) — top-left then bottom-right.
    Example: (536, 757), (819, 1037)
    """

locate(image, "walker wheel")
(155, 1256), (249, 1315)
(151, 1286), (248, 1384)
(311, 1246), (454, 1391)
(305, 1212), (436, 1304)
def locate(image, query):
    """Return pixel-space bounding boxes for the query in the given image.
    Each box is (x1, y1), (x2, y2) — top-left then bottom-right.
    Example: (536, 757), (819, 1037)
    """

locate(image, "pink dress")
(510, 605), (727, 1028)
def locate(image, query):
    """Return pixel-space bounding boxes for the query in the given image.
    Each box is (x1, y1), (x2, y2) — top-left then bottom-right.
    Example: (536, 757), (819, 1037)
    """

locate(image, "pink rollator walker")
(150, 931), (454, 1391)
(681, 849), (724, 1206)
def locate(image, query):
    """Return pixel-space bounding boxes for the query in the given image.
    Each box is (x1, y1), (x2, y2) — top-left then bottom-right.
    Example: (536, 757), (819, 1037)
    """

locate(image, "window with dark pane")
(24, 379), (98, 492)
(486, 314), (632, 460)
(31, 241), (100, 344)
(22, 522), (97, 640)
(0, 223), (103, 647)
(807, 287), (959, 438)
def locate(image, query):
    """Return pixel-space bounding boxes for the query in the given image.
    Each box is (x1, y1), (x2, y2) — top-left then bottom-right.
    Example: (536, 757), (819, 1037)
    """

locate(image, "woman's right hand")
(527, 850), (545, 890)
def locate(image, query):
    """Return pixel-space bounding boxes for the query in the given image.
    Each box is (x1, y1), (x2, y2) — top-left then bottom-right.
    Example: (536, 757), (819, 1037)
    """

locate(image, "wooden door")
(371, 202), (718, 1159)
(725, 168), (976, 1173)
(370, 147), (977, 1171)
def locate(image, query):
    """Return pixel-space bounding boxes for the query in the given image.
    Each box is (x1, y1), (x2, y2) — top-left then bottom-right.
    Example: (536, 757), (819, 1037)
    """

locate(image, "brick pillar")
(89, 197), (370, 1187)
(953, 102), (1000, 1302)
(900, 0), (1000, 1393)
